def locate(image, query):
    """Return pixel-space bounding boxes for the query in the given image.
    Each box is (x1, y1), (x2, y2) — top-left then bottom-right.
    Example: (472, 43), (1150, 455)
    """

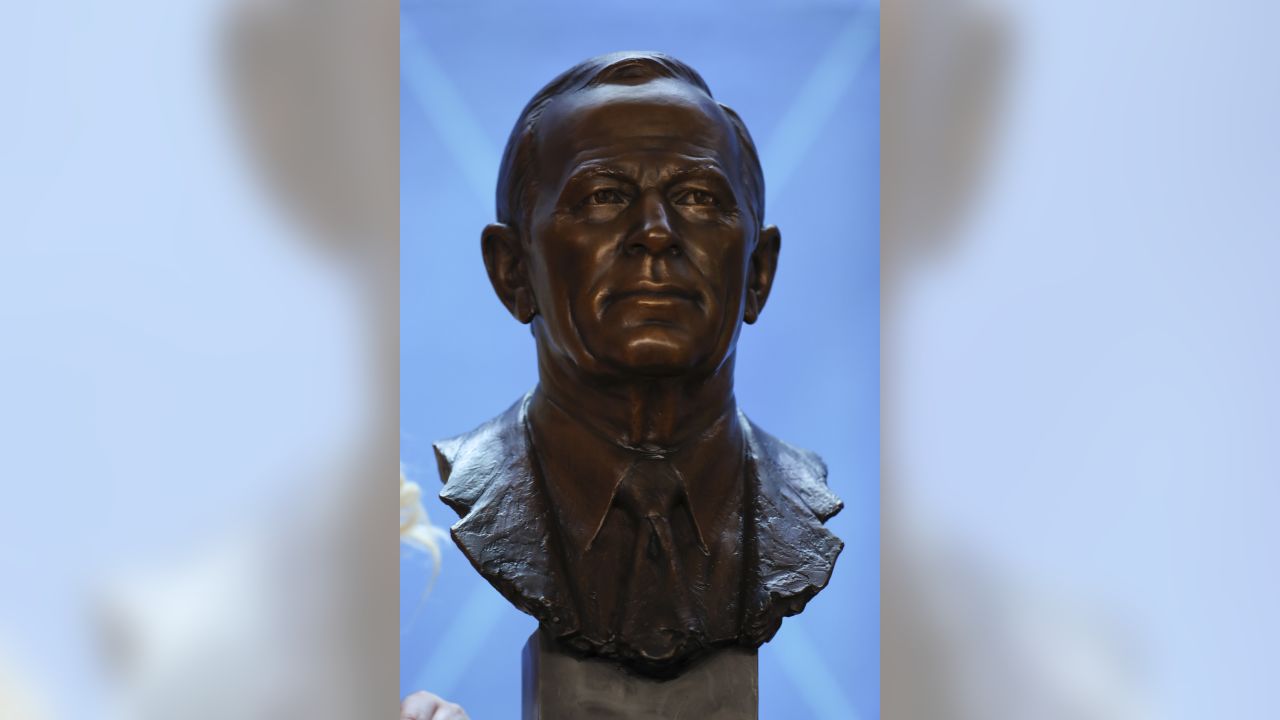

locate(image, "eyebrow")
(565, 164), (637, 184)
(665, 163), (732, 186)
(565, 161), (732, 186)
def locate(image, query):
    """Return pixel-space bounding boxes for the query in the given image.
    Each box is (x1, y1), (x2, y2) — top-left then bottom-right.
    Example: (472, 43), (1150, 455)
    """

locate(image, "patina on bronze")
(436, 51), (844, 680)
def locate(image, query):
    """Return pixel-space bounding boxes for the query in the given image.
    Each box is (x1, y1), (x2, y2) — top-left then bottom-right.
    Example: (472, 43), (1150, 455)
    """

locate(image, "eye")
(587, 188), (628, 205)
(673, 189), (718, 207)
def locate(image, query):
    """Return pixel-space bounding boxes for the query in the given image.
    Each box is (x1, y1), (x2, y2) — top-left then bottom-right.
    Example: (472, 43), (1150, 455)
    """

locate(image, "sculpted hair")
(495, 51), (767, 237)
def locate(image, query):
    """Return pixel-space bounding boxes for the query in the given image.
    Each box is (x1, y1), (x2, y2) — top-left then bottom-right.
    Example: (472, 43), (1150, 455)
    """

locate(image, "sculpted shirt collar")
(525, 391), (744, 558)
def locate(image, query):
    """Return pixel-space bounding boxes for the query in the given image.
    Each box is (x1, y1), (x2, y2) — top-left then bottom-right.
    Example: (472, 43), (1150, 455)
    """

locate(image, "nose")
(626, 190), (681, 257)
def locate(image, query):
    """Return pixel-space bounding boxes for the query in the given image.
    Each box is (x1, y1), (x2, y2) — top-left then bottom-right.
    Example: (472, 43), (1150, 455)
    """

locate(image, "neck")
(532, 344), (738, 453)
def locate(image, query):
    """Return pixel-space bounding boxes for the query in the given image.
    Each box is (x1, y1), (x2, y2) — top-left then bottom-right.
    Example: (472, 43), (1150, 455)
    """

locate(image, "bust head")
(481, 52), (780, 382)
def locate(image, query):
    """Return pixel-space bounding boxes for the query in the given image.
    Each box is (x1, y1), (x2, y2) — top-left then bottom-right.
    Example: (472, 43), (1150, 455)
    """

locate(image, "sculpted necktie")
(613, 456), (704, 662)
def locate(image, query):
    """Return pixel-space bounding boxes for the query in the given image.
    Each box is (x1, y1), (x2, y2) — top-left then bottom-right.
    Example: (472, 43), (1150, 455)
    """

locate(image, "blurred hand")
(400, 691), (469, 720)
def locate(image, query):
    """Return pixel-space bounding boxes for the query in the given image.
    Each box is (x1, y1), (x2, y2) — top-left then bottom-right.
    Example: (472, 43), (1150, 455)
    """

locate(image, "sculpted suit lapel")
(435, 394), (581, 637)
(738, 413), (844, 643)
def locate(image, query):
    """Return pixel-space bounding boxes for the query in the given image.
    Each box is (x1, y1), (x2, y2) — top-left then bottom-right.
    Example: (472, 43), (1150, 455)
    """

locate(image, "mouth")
(604, 283), (701, 309)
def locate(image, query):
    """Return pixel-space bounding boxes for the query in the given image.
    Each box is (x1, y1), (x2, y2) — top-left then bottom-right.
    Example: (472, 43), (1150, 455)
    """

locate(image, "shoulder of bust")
(739, 413), (843, 523)
(434, 392), (532, 515)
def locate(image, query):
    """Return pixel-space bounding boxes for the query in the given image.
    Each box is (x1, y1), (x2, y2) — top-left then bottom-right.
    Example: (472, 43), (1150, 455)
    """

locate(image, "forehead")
(535, 79), (740, 178)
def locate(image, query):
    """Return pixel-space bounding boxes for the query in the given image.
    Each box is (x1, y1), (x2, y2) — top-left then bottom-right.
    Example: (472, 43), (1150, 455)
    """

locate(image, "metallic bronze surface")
(521, 628), (757, 719)
(436, 51), (844, 678)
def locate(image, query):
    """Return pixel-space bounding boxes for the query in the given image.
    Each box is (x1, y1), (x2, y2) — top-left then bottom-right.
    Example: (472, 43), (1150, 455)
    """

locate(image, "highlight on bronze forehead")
(585, 55), (710, 91)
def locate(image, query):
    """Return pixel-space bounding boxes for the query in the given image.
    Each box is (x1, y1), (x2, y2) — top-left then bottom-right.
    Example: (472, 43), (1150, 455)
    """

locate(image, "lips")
(605, 283), (701, 309)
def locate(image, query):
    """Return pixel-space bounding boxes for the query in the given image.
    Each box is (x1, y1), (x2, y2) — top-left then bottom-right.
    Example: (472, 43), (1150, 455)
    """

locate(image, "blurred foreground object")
(401, 690), (470, 720)
(97, 0), (400, 715)
(885, 0), (1280, 717)
(0, 0), (402, 716)
(883, 0), (1150, 717)
(0, 648), (51, 720)
(401, 469), (447, 565)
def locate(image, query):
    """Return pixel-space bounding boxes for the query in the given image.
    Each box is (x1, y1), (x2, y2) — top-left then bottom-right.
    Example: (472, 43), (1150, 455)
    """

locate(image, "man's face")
(523, 79), (758, 379)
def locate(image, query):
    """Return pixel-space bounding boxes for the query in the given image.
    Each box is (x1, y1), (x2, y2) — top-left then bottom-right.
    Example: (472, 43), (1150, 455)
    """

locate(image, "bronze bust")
(436, 51), (843, 678)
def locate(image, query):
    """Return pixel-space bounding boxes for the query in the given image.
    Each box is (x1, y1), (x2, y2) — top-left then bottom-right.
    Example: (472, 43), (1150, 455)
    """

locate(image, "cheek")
(529, 224), (621, 307)
(686, 230), (753, 299)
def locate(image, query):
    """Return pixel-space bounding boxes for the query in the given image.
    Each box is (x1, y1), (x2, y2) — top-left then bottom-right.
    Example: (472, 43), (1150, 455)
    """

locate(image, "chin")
(607, 332), (704, 377)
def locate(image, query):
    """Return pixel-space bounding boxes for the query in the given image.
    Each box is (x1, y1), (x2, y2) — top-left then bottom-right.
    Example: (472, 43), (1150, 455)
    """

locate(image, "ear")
(744, 225), (781, 324)
(481, 223), (537, 323)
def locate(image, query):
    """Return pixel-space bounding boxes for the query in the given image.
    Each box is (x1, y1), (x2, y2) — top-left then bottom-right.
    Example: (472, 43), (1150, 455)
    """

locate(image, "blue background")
(400, 1), (879, 716)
